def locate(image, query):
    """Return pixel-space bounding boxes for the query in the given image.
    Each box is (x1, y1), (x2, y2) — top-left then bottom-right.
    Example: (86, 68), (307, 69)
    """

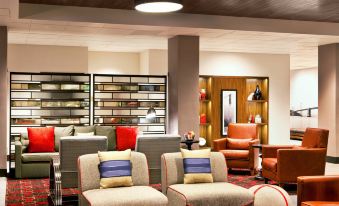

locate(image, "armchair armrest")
(297, 176), (339, 206)
(213, 138), (227, 151)
(262, 145), (294, 158)
(277, 148), (327, 182)
(15, 141), (25, 178)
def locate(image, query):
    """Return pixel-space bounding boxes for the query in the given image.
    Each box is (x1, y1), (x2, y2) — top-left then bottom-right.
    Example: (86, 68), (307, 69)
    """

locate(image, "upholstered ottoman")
(249, 184), (292, 206)
(167, 182), (254, 206)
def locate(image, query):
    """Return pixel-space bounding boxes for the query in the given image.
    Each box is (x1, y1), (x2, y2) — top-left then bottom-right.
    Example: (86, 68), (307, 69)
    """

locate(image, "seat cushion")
(21, 152), (59, 163)
(302, 201), (339, 206)
(167, 182), (254, 206)
(262, 158), (277, 172)
(220, 150), (249, 160)
(83, 186), (168, 206)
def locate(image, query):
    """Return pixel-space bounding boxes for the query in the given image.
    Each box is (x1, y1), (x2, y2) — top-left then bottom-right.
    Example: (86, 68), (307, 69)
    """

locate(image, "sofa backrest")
(161, 152), (228, 194)
(78, 152), (149, 192)
(135, 134), (181, 169)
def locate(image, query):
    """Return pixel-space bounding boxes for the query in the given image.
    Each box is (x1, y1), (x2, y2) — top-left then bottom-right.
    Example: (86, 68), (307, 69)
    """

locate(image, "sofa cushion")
(220, 150), (249, 160)
(98, 149), (133, 189)
(167, 182), (254, 206)
(262, 158), (278, 172)
(74, 126), (95, 136)
(54, 125), (74, 152)
(83, 186), (168, 206)
(116, 127), (137, 151)
(227, 138), (252, 150)
(21, 152), (59, 163)
(96, 126), (116, 151)
(181, 148), (213, 184)
(27, 127), (55, 153)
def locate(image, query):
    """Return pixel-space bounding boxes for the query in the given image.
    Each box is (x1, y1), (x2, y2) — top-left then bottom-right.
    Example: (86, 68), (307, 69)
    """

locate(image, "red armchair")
(297, 176), (339, 206)
(213, 123), (259, 175)
(262, 128), (329, 185)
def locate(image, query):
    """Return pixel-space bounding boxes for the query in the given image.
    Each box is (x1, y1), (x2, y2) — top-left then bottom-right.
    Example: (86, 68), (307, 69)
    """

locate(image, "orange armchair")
(262, 128), (329, 185)
(297, 176), (339, 206)
(213, 123), (259, 175)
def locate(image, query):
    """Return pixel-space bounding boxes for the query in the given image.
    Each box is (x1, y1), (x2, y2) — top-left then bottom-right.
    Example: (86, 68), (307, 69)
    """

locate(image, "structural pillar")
(319, 43), (339, 163)
(0, 26), (8, 174)
(168, 35), (200, 148)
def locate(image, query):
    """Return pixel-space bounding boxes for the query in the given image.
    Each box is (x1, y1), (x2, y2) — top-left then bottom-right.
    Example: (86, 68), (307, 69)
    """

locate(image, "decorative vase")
(200, 89), (207, 100)
(200, 113), (207, 124)
(255, 114), (262, 123)
(253, 85), (262, 100)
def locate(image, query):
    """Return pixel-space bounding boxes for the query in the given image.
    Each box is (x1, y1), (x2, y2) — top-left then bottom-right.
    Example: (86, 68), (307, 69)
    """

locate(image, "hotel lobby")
(0, 0), (339, 205)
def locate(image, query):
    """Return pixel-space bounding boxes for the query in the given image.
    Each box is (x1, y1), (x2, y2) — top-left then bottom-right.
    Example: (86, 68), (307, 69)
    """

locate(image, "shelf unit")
(9, 72), (91, 170)
(199, 77), (213, 147)
(246, 77), (269, 144)
(93, 75), (167, 134)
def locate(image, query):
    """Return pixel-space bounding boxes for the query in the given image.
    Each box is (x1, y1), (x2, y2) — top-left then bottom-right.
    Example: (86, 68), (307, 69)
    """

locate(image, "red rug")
(5, 172), (274, 206)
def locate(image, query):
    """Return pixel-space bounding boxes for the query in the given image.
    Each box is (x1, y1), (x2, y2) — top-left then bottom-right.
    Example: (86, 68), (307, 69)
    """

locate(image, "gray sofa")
(15, 125), (116, 178)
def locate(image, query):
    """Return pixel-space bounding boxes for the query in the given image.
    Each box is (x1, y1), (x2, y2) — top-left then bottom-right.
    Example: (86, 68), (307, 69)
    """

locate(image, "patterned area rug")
(6, 171), (295, 206)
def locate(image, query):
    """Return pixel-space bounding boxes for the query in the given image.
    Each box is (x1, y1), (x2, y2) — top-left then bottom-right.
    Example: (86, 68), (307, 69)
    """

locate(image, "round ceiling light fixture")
(135, 0), (183, 13)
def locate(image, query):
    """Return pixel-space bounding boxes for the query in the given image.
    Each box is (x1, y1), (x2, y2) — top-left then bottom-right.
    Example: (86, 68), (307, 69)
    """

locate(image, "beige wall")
(88, 51), (140, 74)
(146, 50), (291, 145)
(8, 44), (88, 72)
(139, 49), (167, 75)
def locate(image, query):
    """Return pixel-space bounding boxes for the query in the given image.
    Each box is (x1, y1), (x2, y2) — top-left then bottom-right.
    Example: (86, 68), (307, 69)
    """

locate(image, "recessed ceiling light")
(135, 0), (183, 13)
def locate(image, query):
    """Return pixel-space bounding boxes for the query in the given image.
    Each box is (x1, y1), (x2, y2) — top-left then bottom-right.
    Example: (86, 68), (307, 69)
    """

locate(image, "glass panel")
(12, 74), (31, 81)
(80, 84), (90, 91)
(32, 110), (70, 116)
(42, 84), (60, 90)
(11, 118), (41, 125)
(94, 117), (103, 124)
(95, 76), (112, 82)
(139, 117), (163, 124)
(80, 118), (90, 124)
(32, 75), (51, 81)
(113, 93), (130, 99)
(121, 101), (138, 108)
(104, 117), (121, 124)
(95, 93), (112, 99)
(52, 75), (71, 81)
(61, 118), (80, 124)
(95, 85), (104, 91)
(149, 94), (165, 99)
(139, 85), (165, 92)
(113, 76), (130, 83)
(71, 110), (89, 116)
(11, 101), (41, 107)
(11, 92), (31, 98)
(104, 85), (121, 91)
(42, 119), (61, 124)
(139, 101), (165, 108)
(41, 101), (83, 108)
(149, 77), (165, 83)
(71, 76), (89, 82)
(131, 93), (148, 99)
(113, 110), (130, 115)
(95, 102), (104, 107)
(131, 77), (148, 83)
(61, 84), (80, 90)
(103, 102), (120, 107)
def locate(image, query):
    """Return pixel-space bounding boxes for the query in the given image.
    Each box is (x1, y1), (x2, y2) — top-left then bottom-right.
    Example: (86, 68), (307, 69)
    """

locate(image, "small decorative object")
(200, 89), (207, 100)
(199, 137), (207, 146)
(200, 113), (207, 124)
(248, 114), (252, 123)
(252, 85), (263, 100)
(255, 114), (262, 124)
(146, 106), (156, 119)
(111, 118), (119, 123)
(247, 92), (254, 101)
(251, 115), (255, 123)
(184, 131), (195, 141)
(221, 90), (237, 136)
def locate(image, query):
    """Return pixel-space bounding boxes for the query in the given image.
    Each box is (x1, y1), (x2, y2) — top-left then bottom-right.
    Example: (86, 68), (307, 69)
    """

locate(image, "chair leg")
(264, 178), (269, 184)
(250, 169), (256, 176)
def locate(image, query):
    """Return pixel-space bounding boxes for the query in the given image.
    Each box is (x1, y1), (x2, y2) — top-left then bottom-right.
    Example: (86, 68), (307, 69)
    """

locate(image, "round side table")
(181, 140), (199, 150)
(252, 144), (265, 181)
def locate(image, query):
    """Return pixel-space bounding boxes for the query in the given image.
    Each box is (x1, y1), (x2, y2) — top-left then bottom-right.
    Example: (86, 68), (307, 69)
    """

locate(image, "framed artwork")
(221, 90), (237, 136)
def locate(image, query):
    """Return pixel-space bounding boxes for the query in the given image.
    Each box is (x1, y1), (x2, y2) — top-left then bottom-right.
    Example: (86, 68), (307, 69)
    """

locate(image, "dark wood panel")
(21, 0), (339, 23)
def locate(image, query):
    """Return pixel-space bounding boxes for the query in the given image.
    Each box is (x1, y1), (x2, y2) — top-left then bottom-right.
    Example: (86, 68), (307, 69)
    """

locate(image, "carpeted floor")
(6, 171), (295, 206)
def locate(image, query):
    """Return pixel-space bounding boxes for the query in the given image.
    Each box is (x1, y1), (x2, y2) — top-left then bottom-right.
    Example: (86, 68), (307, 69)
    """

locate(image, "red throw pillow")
(27, 127), (55, 153)
(116, 126), (137, 151)
(227, 138), (252, 150)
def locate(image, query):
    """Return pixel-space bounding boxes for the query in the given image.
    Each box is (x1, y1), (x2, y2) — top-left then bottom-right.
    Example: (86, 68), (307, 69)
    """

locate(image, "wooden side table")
(181, 140), (199, 150)
(252, 144), (264, 181)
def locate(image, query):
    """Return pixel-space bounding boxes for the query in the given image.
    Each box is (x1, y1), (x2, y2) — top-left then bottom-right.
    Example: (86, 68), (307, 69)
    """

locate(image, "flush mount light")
(135, 0), (183, 13)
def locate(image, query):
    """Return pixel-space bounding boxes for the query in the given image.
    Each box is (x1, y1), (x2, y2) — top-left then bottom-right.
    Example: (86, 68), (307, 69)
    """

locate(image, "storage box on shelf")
(93, 75), (167, 134)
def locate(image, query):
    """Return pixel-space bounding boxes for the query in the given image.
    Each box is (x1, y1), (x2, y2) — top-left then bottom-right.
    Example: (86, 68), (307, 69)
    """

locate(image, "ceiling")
(3, 0), (339, 70)
(20, 0), (339, 23)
